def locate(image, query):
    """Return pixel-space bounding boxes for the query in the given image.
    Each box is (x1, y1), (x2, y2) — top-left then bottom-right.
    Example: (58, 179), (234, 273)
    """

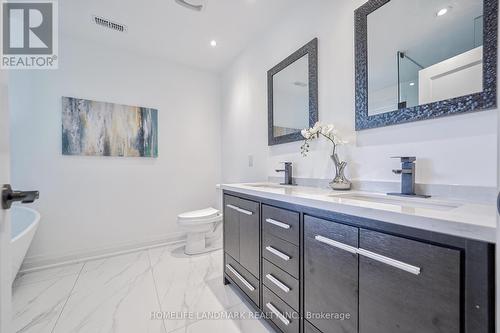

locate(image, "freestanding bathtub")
(11, 206), (40, 282)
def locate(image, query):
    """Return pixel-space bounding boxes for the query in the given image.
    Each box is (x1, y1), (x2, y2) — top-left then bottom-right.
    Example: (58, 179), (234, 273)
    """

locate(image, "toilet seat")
(177, 207), (223, 255)
(177, 207), (221, 225)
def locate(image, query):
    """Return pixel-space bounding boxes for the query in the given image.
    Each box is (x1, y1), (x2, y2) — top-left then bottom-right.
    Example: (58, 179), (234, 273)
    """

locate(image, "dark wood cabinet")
(223, 194), (240, 261)
(263, 205), (300, 245)
(238, 198), (260, 277)
(225, 254), (260, 306)
(263, 233), (299, 279)
(304, 216), (359, 333)
(223, 195), (260, 278)
(222, 190), (494, 333)
(358, 229), (461, 333)
(263, 286), (300, 333)
(263, 259), (300, 311)
(304, 321), (322, 333)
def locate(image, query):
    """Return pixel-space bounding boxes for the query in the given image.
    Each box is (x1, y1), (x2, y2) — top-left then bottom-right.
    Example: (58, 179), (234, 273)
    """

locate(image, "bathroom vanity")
(221, 183), (496, 333)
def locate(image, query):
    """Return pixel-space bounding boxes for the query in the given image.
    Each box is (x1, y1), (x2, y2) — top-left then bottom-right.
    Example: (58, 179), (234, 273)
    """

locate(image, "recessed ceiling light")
(210, 40), (217, 47)
(409, 82), (415, 86)
(437, 7), (449, 16)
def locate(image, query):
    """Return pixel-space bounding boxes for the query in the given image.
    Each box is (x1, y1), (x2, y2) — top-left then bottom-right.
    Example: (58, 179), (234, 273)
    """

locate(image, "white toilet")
(177, 207), (223, 255)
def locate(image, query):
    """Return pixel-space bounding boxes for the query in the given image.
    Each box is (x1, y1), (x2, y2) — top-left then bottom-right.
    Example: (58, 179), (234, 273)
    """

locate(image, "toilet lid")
(178, 207), (220, 222)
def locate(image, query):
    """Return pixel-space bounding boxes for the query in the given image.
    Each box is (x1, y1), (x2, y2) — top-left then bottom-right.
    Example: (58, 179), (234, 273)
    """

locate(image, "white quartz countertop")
(221, 183), (497, 243)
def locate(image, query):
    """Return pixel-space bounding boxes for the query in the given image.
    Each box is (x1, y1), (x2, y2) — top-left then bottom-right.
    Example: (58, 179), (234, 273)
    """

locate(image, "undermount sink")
(330, 193), (461, 211)
(245, 183), (290, 189)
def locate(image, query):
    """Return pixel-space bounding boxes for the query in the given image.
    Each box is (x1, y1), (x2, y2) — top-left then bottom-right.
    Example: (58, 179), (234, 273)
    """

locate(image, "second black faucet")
(276, 162), (294, 185)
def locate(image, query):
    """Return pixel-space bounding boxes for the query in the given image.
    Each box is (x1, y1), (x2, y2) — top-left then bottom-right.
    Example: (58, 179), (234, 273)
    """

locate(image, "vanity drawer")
(224, 254), (260, 307)
(263, 234), (299, 279)
(263, 286), (299, 333)
(263, 259), (299, 311)
(262, 205), (300, 245)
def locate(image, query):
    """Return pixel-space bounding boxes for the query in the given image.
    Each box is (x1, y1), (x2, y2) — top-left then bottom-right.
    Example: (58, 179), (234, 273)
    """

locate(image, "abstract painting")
(62, 97), (158, 157)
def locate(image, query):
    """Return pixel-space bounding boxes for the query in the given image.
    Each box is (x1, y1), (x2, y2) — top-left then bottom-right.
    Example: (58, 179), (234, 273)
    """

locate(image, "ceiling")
(60, 0), (303, 72)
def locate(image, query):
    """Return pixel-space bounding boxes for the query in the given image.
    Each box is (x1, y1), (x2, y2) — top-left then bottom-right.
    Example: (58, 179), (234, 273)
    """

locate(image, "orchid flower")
(300, 123), (347, 157)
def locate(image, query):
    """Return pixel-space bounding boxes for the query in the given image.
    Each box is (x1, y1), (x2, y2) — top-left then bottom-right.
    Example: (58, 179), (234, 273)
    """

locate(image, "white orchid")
(300, 123), (347, 157)
(310, 122), (321, 134)
(321, 124), (334, 136)
(300, 123), (351, 190)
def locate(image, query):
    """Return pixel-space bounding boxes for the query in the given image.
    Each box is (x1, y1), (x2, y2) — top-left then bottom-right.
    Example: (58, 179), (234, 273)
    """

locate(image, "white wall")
(221, 0), (498, 187)
(9, 37), (221, 265)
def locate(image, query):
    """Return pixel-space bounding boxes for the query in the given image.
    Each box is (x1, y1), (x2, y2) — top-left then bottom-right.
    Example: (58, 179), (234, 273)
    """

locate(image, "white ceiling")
(60, 0), (303, 72)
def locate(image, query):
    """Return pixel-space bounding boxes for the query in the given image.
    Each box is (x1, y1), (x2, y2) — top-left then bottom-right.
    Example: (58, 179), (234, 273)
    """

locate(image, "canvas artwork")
(62, 97), (158, 157)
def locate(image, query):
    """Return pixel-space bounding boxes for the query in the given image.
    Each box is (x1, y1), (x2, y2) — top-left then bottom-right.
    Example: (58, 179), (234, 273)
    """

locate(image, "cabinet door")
(223, 195), (240, 261)
(359, 229), (460, 333)
(238, 198), (260, 278)
(225, 254), (260, 306)
(304, 216), (358, 333)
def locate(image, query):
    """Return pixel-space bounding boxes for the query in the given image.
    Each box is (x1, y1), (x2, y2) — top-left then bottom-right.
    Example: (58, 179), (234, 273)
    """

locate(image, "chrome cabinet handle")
(265, 302), (290, 326)
(266, 274), (290, 293)
(357, 248), (421, 275)
(266, 218), (290, 229)
(265, 246), (290, 261)
(315, 235), (358, 255)
(225, 264), (255, 291)
(225, 204), (253, 216)
(238, 207), (253, 216)
(314, 235), (420, 275)
(226, 204), (240, 212)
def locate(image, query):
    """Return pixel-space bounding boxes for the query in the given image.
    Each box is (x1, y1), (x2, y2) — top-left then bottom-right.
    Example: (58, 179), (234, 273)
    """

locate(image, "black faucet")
(388, 157), (430, 198)
(276, 162), (294, 185)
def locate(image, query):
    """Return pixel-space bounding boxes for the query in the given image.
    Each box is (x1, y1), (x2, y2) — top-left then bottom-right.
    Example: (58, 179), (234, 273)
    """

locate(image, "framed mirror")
(268, 38), (318, 145)
(355, 0), (497, 130)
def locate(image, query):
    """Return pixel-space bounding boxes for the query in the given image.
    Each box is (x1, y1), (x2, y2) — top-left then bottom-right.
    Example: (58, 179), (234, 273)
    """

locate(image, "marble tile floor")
(12, 244), (274, 333)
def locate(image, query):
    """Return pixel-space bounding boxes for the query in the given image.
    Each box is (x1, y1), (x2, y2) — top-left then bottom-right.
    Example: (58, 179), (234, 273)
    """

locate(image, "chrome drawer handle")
(225, 264), (256, 291)
(238, 207), (253, 216)
(226, 204), (240, 212)
(226, 204), (253, 216)
(265, 246), (290, 261)
(357, 248), (421, 276)
(266, 218), (290, 229)
(315, 235), (358, 255)
(266, 274), (290, 293)
(314, 235), (421, 275)
(265, 302), (290, 326)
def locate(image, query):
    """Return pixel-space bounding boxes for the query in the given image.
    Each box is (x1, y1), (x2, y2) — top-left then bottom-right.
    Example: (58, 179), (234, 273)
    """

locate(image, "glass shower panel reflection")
(474, 16), (484, 48)
(397, 52), (421, 109)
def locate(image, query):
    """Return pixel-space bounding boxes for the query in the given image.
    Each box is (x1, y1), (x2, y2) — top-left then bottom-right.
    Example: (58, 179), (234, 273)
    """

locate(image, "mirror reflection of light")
(409, 82), (415, 86)
(437, 8), (448, 16)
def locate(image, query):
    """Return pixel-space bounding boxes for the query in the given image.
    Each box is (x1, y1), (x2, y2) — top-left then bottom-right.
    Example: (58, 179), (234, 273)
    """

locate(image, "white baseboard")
(19, 232), (186, 274)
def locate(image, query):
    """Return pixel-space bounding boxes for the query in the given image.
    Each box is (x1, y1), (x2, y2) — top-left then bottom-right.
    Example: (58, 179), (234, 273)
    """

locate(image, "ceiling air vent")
(92, 16), (127, 33)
